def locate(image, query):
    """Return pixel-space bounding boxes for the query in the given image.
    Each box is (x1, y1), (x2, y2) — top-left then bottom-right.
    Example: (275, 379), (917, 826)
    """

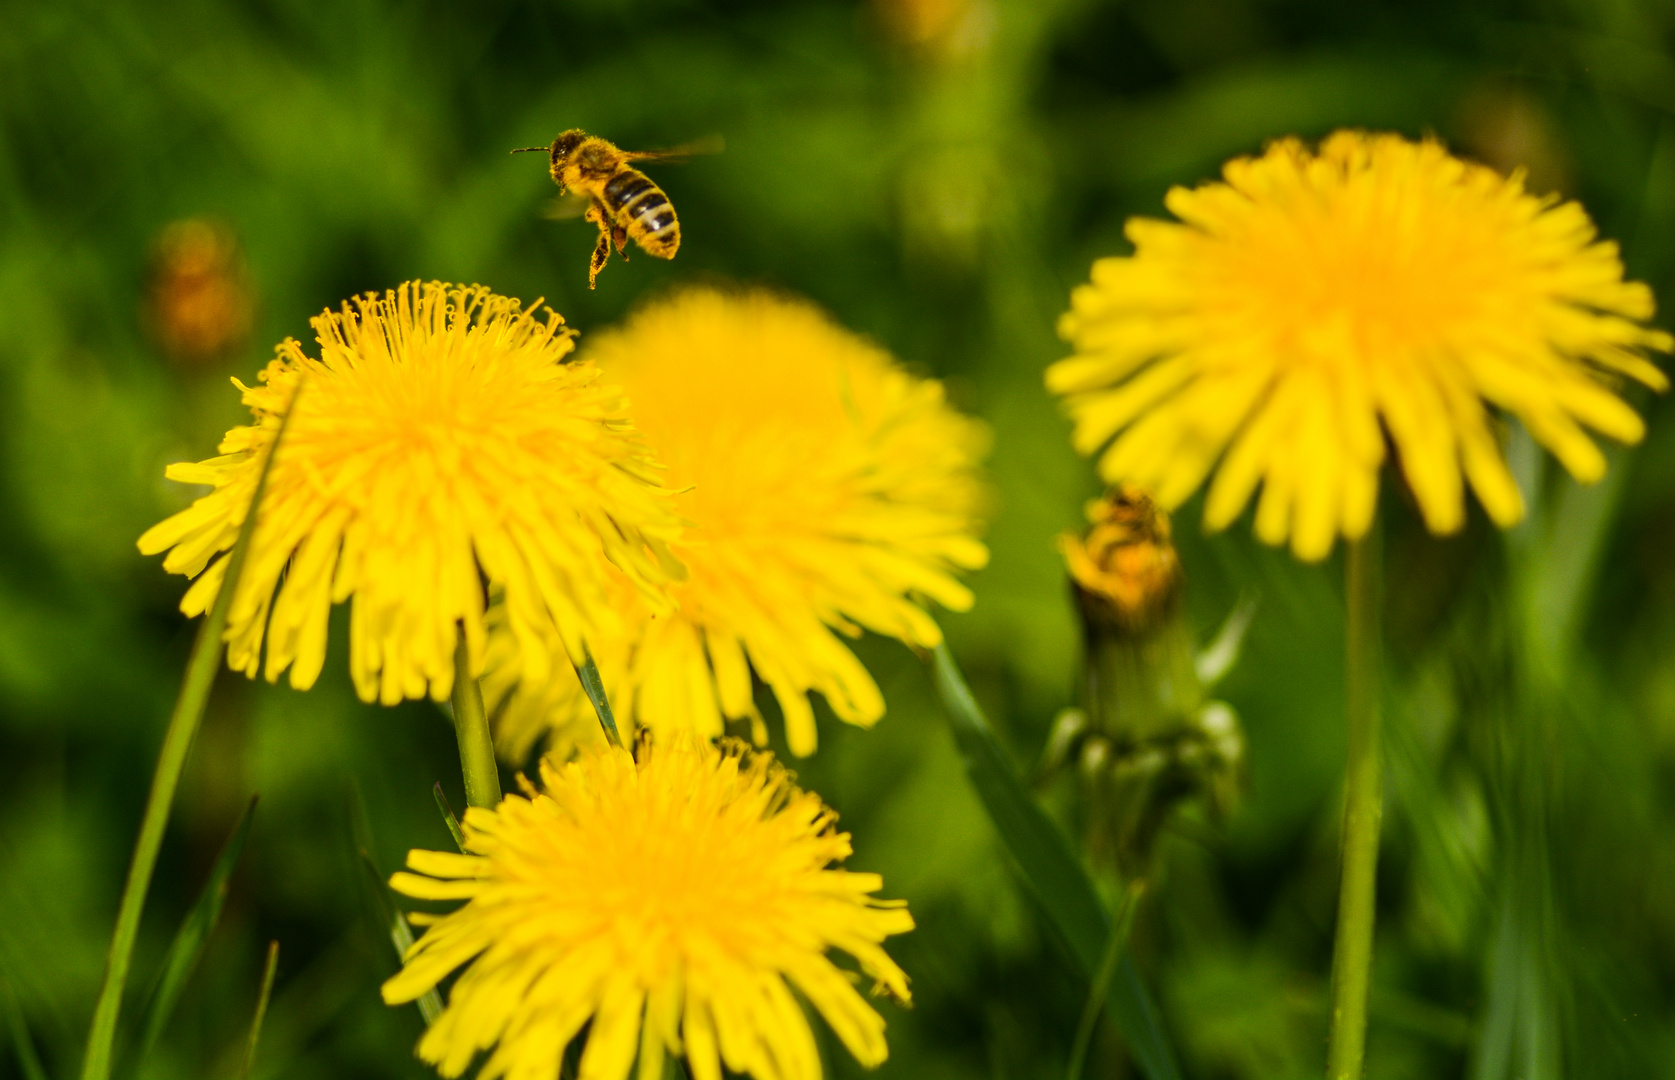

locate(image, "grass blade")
(234, 942), (279, 1080)
(82, 384), (301, 1080)
(347, 791), (442, 1025)
(573, 646), (624, 748)
(2, 978), (49, 1080)
(130, 795), (259, 1072)
(931, 644), (1180, 1080)
(1066, 880), (1147, 1079)
(357, 854), (442, 1025)
(433, 782), (467, 853)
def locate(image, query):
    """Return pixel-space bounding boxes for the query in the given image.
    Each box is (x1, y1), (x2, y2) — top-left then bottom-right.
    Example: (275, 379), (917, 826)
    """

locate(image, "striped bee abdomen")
(602, 170), (655, 210)
(605, 169), (680, 259)
(627, 196), (678, 257)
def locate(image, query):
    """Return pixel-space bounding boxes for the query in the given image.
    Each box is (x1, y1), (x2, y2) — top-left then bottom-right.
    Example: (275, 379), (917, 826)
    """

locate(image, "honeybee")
(515, 129), (720, 289)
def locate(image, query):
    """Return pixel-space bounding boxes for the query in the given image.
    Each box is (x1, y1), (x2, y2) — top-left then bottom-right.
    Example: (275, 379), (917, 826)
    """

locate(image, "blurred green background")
(4, 0), (1675, 1077)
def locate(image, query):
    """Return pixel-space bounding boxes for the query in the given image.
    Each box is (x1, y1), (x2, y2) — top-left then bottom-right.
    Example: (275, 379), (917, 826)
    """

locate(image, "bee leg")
(588, 229), (611, 289)
(612, 222), (630, 261)
(585, 202), (612, 289)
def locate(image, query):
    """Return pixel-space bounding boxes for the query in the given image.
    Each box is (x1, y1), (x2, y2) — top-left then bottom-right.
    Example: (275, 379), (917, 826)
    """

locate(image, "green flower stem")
(1326, 533), (1384, 1079)
(573, 646), (624, 748)
(450, 636), (501, 809)
(81, 393), (299, 1080)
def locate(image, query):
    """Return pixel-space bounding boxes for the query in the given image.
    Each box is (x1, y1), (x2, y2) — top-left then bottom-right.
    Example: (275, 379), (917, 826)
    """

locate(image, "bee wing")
(621, 133), (725, 164)
(540, 192), (595, 220)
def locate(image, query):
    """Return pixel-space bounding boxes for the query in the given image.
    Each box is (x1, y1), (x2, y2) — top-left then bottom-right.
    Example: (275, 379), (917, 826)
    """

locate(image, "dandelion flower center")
(138, 281), (682, 705)
(383, 735), (913, 1080)
(1214, 164), (1532, 360)
(1050, 131), (1671, 560)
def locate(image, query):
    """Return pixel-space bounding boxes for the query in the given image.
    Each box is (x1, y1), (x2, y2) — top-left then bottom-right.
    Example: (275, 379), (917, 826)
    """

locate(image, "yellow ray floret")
(1048, 130), (1671, 561)
(484, 286), (989, 758)
(137, 281), (682, 705)
(382, 733), (914, 1080)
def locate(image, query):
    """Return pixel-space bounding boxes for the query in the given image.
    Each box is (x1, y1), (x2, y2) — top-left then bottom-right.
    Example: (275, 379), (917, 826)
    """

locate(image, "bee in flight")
(514, 129), (721, 289)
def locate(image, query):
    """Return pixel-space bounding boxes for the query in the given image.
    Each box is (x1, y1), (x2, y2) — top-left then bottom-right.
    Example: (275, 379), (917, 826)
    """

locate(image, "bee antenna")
(511, 146), (548, 154)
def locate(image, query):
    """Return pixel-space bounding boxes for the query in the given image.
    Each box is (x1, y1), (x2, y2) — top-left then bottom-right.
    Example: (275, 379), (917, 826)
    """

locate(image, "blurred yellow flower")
(137, 281), (682, 706)
(144, 217), (254, 367)
(1049, 130), (1671, 561)
(382, 733), (913, 1080)
(485, 286), (988, 758)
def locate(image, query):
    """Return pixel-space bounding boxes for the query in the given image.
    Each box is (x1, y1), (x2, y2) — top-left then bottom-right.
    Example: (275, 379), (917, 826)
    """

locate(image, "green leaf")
(931, 644), (1180, 1080)
(1195, 593), (1258, 687)
(235, 941), (280, 1080)
(1, 977), (49, 1080)
(128, 796), (259, 1073)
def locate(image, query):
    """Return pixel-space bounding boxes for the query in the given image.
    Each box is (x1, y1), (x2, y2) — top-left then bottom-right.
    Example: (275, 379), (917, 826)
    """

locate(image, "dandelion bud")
(1057, 487), (1242, 873)
(1060, 485), (1183, 639)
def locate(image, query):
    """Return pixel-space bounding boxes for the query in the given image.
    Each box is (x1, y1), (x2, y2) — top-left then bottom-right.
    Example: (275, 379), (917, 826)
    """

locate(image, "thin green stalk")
(1066, 880), (1146, 1080)
(573, 645), (624, 748)
(235, 941), (279, 1080)
(1326, 534), (1384, 1079)
(450, 636), (501, 809)
(82, 391), (299, 1080)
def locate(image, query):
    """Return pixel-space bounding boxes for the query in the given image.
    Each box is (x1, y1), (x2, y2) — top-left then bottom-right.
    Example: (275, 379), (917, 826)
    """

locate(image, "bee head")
(549, 130), (587, 168)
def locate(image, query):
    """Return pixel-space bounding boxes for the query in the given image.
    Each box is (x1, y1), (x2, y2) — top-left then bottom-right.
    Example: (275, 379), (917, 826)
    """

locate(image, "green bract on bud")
(1053, 487), (1245, 875)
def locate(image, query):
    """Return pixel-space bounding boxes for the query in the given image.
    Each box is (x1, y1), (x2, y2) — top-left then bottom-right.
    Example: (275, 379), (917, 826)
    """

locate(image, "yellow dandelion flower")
(382, 733), (913, 1080)
(137, 281), (682, 706)
(485, 286), (988, 758)
(1048, 130), (1671, 561)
